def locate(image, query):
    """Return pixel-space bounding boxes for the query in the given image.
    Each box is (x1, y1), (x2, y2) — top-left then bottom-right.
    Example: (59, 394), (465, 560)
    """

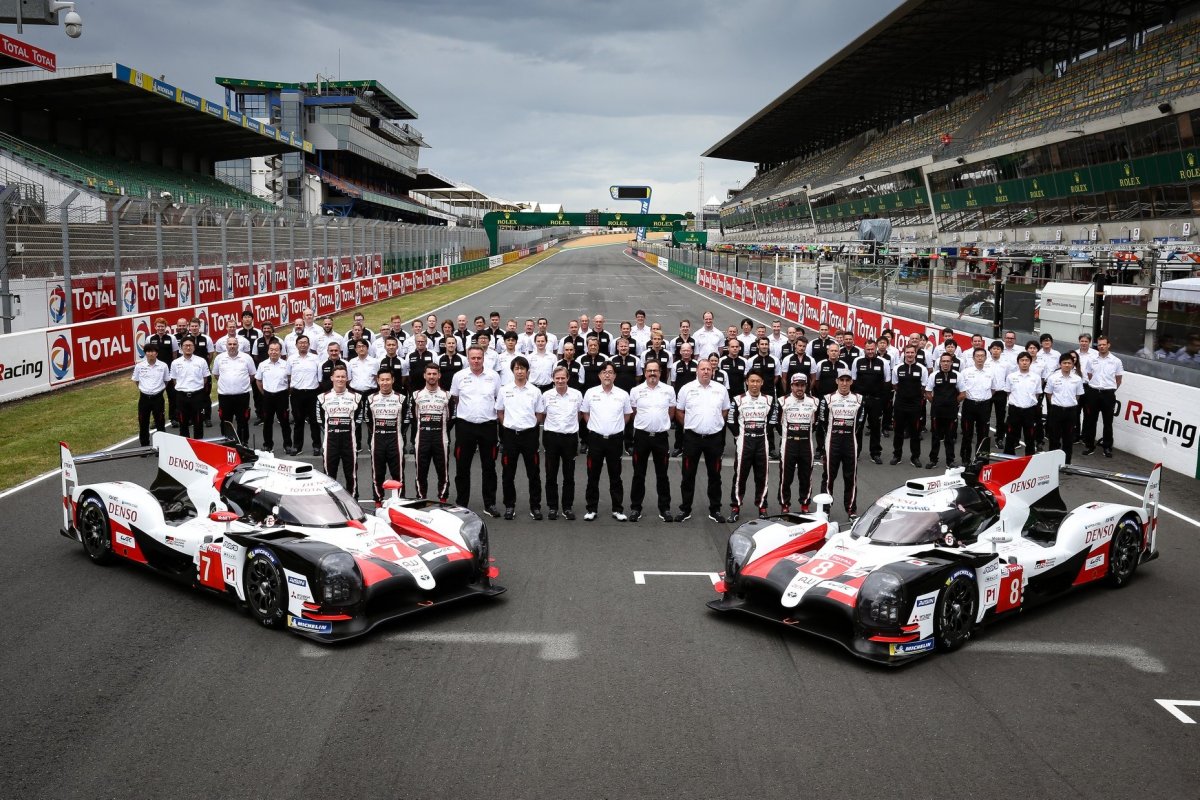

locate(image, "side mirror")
(382, 480), (402, 503)
(210, 510), (238, 534)
(811, 493), (834, 516)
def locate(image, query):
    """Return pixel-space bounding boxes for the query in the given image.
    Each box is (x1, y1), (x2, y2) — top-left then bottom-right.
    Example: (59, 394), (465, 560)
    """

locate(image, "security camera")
(64, 10), (82, 37)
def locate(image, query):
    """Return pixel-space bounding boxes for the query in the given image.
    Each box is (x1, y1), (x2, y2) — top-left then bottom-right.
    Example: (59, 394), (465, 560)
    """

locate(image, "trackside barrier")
(630, 249), (1200, 479)
(0, 239), (558, 404)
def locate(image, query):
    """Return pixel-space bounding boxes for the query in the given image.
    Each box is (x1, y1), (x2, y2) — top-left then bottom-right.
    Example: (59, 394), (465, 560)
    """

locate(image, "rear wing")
(59, 440), (155, 532)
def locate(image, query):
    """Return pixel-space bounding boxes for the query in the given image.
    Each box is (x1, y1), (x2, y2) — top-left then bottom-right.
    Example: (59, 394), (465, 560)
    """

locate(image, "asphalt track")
(3, 243), (1198, 799)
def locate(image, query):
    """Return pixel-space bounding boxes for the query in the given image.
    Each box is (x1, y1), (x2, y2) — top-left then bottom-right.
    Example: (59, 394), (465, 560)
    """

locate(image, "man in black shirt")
(851, 339), (890, 464)
(719, 338), (749, 400)
(438, 337), (465, 392)
(610, 338), (640, 454)
(890, 346), (928, 467)
(147, 318), (177, 426)
(925, 353), (962, 469)
(319, 342), (348, 395)
(669, 343), (699, 457)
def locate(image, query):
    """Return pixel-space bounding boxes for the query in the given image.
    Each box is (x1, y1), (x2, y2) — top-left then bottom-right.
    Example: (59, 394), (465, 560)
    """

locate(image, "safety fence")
(629, 246), (1200, 479)
(0, 239), (558, 405)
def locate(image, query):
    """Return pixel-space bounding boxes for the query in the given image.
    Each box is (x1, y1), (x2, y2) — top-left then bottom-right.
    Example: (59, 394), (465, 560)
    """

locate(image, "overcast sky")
(16, 0), (900, 213)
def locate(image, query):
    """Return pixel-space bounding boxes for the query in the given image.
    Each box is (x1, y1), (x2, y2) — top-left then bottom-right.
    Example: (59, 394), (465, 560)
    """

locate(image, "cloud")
(15, 0), (901, 213)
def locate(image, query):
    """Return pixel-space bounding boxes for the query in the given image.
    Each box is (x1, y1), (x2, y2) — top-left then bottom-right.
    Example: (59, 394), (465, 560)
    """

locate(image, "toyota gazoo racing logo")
(49, 333), (73, 381)
(48, 285), (68, 324)
(134, 318), (151, 358)
(122, 279), (138, 313)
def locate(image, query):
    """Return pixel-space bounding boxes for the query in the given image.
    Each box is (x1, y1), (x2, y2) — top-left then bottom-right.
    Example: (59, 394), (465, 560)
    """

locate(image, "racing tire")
(243, 549), (286, 628)
(1105, 516), (1142, 589)
(935, 574), (977, 652)
(78, 495), (115, 565)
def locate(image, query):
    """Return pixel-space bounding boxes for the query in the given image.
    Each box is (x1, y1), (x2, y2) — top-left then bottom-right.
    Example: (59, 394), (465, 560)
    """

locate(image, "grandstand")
(0, 64), (296, 215)
(706, 0), (1200, 248)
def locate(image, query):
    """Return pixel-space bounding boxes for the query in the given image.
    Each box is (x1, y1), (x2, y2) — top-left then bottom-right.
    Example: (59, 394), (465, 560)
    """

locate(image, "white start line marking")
(385, 631), (580, 661)
(969, 641), (1166, 673)
(634, 571), (721, 586)
(1155, 699), (1200, 724)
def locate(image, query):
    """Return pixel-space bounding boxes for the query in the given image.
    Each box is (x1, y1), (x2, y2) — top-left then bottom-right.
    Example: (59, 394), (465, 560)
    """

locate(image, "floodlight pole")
(111, 197), (131, 317)
(58, 189), (80, 324)
(0, 186), (18, 333)
(154, 202), (166, 312)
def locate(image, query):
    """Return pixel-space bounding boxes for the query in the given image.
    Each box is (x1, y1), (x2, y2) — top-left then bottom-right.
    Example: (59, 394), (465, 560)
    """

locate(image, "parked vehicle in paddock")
(708, 445), (1162, 665)
(59, 431), (503, 642)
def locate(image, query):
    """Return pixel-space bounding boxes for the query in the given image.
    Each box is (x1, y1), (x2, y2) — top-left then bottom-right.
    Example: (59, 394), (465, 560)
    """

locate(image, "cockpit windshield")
(267, 485), (365, 526)
(853, 505), (946, 545)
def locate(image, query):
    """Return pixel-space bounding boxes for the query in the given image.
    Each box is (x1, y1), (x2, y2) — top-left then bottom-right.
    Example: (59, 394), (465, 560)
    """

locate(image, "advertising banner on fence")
(1114, 371), (1200, 479)
(2, 257), (453, 405)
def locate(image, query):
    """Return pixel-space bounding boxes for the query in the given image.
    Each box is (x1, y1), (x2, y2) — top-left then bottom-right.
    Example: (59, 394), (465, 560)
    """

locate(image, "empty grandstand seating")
(0, 131), (273, 211)
(977, 18), (1200, 148)
(839, 92), (986, 178)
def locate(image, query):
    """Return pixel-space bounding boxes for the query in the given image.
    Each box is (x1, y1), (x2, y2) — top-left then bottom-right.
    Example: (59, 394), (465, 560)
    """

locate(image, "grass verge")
(0, 247), (558, 492)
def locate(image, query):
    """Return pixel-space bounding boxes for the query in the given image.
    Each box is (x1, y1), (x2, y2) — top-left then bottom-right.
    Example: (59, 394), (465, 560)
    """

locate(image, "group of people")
(130, 305), (1125, 522)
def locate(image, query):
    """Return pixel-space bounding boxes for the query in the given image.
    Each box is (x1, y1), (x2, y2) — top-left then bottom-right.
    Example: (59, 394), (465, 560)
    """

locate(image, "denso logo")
(168, 456), (197, 471)
(107, 501), (138, 522)
(78, 333), (132, 361)
(1008, 477), (1039, 493)
(1084, 523), (1115, 545)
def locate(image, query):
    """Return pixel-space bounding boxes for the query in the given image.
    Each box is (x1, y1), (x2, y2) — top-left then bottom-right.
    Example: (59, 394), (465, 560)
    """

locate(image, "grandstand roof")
(214, 77), (417, 120)
(704, 0), (1179, 164)
(0, 64), (308, 161)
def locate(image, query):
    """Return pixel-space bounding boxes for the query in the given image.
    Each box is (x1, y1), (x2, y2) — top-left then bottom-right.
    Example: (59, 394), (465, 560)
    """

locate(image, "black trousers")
(455, 419), (498, 508)
(370, 429), (403, 503)
(218, 392), (251, 444)
(176, 389), (207, 438)
(1047, 404), (1079, 463)
(680, 430), (724, 515)
(203, 377), (213, 421)
(731, 433), (769, 512)
(630, 429), (671, 513)
(543, 430), (578, 511)
(778, 435), (814, 508)
(928, 412), (958, 463)
(415, 426), (450, 501)
(1082, 388), (1116, 450)
(137, 391), (165, 446)
(261, 390), (292, 450)
(960, 398), (992, 462)
(290, 389), (320, 451)
(862, 395), (884, 458)
(165, 384), (177, 427)
(992, 390), (1009, 435)
(1005, 405), (1038, 455)
(892, 403), (922, 460)
(250, 380), (263, 420)
(585, 431), (624, 513)
(502, 426), (542, 510)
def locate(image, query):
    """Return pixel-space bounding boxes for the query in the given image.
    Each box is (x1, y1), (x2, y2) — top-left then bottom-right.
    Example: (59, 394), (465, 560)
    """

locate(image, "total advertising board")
(43, 255), (384, 325)
(658, 256), (1197, 479)
(1, 264), (448, 404)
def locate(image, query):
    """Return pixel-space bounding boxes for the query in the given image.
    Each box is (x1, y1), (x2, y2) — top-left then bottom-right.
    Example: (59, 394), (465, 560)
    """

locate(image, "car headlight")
(318, 552), (362, 606)
(858, 570), (905, 627)
(461, 515), (488, 562)
(726, 532), (755, 577)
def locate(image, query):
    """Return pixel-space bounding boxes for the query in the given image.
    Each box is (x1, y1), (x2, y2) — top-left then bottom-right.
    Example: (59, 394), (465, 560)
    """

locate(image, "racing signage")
(1114, 372), (1200, 479)
(0, 33), (56, 72)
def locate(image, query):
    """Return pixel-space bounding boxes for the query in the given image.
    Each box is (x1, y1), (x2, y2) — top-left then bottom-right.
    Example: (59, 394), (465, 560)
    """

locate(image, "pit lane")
(2, 244), (1197, 799)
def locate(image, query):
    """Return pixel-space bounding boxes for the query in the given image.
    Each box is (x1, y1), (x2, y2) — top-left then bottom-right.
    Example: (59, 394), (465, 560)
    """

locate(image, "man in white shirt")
(1004, 352), (1042, 456)
(581, 363), (633, 521)
(1082, 335), (1124, 458)
(536, 317), (558, 356)
(347, 338), (380, 447)
(693, 310), (724, 359)
(283, 318), (307, 358)
(516, 318), (538, 355)
(169, 337), (211, 438)
(289, 334), (323, 456)
(1045, 353), (1085, 463)
(314, 317), (345, 360)
(255, 340), (292, 453)
(301, 308), (322, 343)
(132, 341), (170, 446)
(675, 360), (731, 523)
(542, 365), (584, 520)
(629, 360), (676, 522)
(629, 309), (652, 355)
(497, 357), (547, 520)
(213, 334), (258, 445)
(451, 345), (502, 517)
(527, 333), (558, 393)
(958, 346), (1000, 463)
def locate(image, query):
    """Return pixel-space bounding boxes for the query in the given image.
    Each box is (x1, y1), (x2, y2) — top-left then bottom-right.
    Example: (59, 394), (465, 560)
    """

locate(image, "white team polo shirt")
(132, 359), (169, 395)
(581, 385), (632, 436)
(542, 387), (583, 434)
(1045, 371), (1085, 407)
(629, 381), (676, 433)
(451, 369), (501, 423)
(170, 355), (209, 392)
(213, 351), (256, 395)
(678, 379), (731, 434)
(497, 382), (546, 430)
(256, 358), (291, 393)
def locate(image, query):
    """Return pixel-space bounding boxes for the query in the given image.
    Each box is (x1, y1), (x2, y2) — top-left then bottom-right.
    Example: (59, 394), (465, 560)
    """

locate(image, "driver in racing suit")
(316, 365), (361, 498)
(367, 369), (406, 503)
(820, 368), (866, 519)
(778, 372), (820, 513)
(409, 363), (453, 502)
(727, 373), (778, 521)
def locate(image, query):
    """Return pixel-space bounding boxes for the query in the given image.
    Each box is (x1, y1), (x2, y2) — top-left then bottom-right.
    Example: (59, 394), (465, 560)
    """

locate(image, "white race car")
(709, 448), (1162, 664)
(59, 431), (503, 641)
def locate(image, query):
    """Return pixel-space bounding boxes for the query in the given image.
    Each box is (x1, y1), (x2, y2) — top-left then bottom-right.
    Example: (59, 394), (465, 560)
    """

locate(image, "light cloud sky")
(14, 0), (901, 213)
